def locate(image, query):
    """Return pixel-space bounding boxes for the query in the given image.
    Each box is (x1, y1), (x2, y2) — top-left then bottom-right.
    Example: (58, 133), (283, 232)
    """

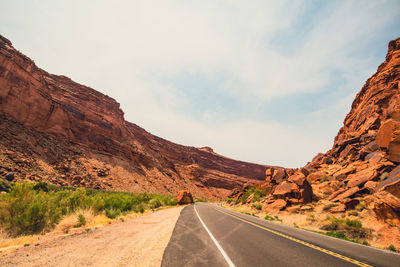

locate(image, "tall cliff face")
(229, 38), (400, 229)
(330, 37), (400, 163)
(0, 34), (267, 199)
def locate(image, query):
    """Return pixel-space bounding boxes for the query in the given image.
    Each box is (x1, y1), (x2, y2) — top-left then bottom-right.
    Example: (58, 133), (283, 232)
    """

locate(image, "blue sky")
(1, 0), (400, 167)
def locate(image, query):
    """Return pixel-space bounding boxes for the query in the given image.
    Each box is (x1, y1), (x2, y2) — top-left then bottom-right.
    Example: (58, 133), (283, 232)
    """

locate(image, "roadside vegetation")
(226, 187), (265, 205)
(0, 180), (177, 237)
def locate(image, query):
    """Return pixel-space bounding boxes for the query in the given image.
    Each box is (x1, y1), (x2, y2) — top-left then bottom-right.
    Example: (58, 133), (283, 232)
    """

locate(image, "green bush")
(149, 198), (162, 210)
(76, 214), (86, 227)
(345, 218), (362, 228)
(105, 209), (121, 219)
(251, 203), (262, 210)
(326, 231), (349, 241)
(240, 188), (265, 203)
(226, 197), (235, 204)
(388, 245), (397, 252)
(264, 214), (282, 222)
(0, 179), (11, 192)
(0, 181), (177, 236)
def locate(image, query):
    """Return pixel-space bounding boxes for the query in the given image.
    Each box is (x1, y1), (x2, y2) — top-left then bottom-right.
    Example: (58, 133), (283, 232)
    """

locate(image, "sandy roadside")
(0, 206), (184, 267)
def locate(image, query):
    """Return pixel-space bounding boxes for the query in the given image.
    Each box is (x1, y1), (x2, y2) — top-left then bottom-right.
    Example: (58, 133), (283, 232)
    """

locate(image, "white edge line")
(194, 204), (235, 267)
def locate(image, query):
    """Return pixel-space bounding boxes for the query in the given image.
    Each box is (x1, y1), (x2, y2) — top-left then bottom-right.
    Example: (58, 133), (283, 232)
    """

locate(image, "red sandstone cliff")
(0, 34), (267, 199)
(229, 38), (400, 226)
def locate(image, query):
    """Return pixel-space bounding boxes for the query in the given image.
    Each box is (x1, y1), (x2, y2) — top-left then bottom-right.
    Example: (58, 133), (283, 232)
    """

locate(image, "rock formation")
(0, 34), (268, 199)
(175, 190), (194, 205)
(229, 37), (400, 224)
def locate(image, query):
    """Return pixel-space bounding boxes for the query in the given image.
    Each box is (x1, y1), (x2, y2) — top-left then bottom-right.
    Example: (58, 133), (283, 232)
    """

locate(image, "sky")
(1, 1), (400, 168)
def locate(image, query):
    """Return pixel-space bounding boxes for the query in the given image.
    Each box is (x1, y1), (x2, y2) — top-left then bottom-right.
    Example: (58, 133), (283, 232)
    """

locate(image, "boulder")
(388, 134), (400, 162)
(265, 168), (274, 177)
(271, 168), (286, 184)
(333, 165), (356, 180)
(263, 199), (287, 212)
(377, 165), (400, 198)
(343, 198), (359, 210)
(365, 151), (384, 164)
(364, 181), (378, 191)
(288, 173), (313, 203)
(273, 182), (298, 198)
(332, 187), (360, 202)
(5, 172), (15, 181)
(175, 190), (194, 205)
(369, 191), (400, 225)
(312, 153), (325, 163)
(338, 145), (356, 161)
(346, 167), (377, 188)
(359, 142), (379, 158)
(330, 204), (346, 213)
(376, 119), (400, 148)
(307, 171), (327, 183)
(328, 188), (346, 200)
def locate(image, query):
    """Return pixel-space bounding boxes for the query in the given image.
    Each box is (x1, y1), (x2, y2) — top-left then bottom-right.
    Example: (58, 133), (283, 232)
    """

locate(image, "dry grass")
(0, 228), (38, 250)
(54, 209), (119, 232)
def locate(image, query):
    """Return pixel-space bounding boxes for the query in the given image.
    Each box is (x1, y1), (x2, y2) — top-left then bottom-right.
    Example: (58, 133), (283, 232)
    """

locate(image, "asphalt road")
(162, 203), (400, 267)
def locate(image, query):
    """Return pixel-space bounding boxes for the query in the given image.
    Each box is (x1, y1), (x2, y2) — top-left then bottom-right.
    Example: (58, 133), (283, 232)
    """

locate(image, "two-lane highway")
(162, 203), (400, 267)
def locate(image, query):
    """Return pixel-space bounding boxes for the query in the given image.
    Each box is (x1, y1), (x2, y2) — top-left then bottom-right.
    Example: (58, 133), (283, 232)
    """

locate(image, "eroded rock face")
(377, 165), (400, 198)
(367, 191), (400, 225)
(331, 38), (400, 164)
(0, 34), (268, 199)
(303, 37), (400, 220)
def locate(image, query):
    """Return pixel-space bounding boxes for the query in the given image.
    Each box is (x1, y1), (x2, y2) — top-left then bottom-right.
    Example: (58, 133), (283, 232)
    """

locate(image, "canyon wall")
(0, 34), (267, 199)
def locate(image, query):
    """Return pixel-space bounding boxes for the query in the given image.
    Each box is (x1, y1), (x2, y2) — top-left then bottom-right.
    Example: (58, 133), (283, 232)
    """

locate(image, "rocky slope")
(228, 38), (400, 248)
(0, 34), (267, 199)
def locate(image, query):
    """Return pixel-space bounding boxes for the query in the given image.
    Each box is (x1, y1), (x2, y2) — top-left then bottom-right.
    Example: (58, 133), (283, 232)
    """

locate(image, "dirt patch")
(0, 206), (184, 266)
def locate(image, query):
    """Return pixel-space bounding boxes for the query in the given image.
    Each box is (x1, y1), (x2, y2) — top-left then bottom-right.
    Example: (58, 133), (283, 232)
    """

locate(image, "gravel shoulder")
(0, 206), (184, 267)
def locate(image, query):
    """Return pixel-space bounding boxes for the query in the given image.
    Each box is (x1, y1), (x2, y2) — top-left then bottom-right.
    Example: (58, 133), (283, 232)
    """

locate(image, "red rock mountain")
(229, 38), (400, 226)
(0, 34), (267, 199)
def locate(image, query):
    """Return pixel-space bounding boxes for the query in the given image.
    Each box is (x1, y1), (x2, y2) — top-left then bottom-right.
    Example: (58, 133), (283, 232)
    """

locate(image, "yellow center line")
(213, 207), (372, 267)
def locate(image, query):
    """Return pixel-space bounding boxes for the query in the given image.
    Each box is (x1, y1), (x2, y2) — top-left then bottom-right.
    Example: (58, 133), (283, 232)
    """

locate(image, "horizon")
(1, 1), (400, 168)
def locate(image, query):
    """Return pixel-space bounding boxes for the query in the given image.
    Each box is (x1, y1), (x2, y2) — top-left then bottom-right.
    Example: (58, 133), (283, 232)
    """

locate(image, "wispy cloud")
(1, 0), (400, 167)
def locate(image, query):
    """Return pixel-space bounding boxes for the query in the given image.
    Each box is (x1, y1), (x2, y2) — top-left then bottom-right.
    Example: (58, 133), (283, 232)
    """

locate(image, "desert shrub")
(326, 231), (349, 241)
(321, 216), (369, 242)
(240, 188), (265, 203)
(251, 203), (262, 210)
(105, 209), (121, 219)
(0, 179), (11, 192)
(355, 204), (366, 212)
(387, 245), (397, 252)
(33, 181), (56, 192)
(307, 214), (316, 222)
(0, 183), (60, 235)
(345, 218), (362, 228)
(134, 204), (145, 214)
(226, 197), (235, 204)
(76, 214), (86, 227)
(0, 181), (177, 236)
(149, 198), (162, 210)
(265, 214), (282, 222)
